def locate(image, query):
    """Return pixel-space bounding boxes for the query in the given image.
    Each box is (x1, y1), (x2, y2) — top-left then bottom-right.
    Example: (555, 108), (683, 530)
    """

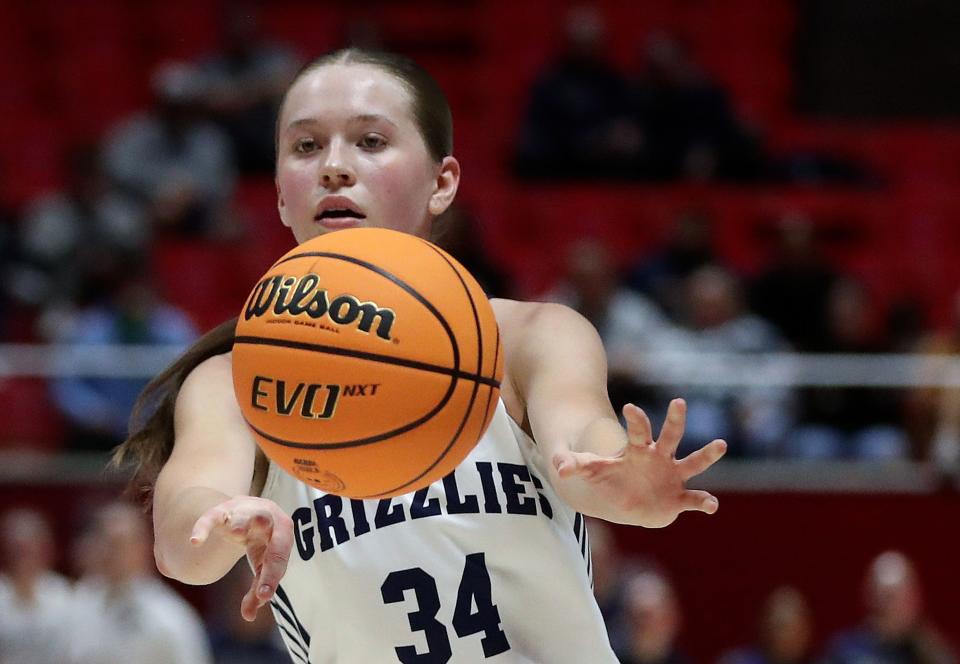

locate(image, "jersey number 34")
(381, 552), (511, 662)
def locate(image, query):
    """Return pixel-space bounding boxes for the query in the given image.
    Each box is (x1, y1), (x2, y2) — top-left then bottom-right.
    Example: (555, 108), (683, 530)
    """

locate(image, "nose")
(319, 140), (356, 189)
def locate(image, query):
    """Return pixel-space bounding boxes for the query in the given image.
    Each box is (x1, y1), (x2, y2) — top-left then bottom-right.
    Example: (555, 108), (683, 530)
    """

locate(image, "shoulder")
(175, 353), (239, 424)
(492, 299), (607, 421)
(493, 300), (587, 423)
(492, 298), (602, 361)
(181, 352), (233, 392)
(491, 298), (590, 336)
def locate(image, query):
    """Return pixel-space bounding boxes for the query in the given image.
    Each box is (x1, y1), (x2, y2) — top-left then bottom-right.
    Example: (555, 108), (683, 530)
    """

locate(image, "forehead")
(282, 63), (415, 128)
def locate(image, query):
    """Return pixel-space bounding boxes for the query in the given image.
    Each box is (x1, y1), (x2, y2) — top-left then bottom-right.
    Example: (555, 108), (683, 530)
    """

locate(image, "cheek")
(278, 164), (313, 210)
(366, 157), (433, 232)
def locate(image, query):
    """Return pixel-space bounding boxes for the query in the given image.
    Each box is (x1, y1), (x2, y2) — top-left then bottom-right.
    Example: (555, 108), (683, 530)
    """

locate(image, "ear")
(276, 177), (291, 228)
(428, 156), (461, 217)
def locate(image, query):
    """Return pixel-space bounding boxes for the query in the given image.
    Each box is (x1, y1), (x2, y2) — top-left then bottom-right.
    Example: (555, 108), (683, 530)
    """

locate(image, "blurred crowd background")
(0, 0), (958, 662)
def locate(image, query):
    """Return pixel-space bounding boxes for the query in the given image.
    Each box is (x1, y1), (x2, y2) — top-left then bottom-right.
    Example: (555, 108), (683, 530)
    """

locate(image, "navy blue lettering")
(312, 495), (348, 552)
(375, 498), (406, 528)
(350, 499), (371, 537)
(410, 487), (442, 519)
(498, 463), (537, 515)
(292, 507), (315, 560)
(453, 553), (511, 657)
(530, 473), (554, 519)
(381, 568), (452, 663)
(475, 462), (503, 513)
(442, 473), (480, 514)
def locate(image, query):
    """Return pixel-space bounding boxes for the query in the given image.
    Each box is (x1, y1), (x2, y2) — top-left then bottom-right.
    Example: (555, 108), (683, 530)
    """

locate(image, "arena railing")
(0, 345), (956, 492)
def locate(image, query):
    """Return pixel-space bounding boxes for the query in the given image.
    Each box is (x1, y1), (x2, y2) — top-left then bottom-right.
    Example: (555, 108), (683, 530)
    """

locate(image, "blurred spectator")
(198, 4), (299, 174)
(824, 551), (956, 664)
(885, 294), (927, 354)
(719, 586), (815, 664)
(514, 5), (638, 179)
(617, 567), (688, 664)
(663, 265), (795, 457)
(770, 148), (879, 188)
(0, 508), (73, 664)
(49, 259), (198, 452)
(434, 204), (510, 298)
(587, 517), (630, 654)
(63, 501), (213, 664)
(104, 62), (237, 238)
(906, 289), (960, 476)
(0, 217), (17, 337)
(7, 144), (148, 319)
(627, 208), (718, 321)
(207, 562), (289, 664)
(750, 213), (842, 352)
(627, 31), (765, 182)
(787, 278), (908, 460)
(542, 237), (672, 413)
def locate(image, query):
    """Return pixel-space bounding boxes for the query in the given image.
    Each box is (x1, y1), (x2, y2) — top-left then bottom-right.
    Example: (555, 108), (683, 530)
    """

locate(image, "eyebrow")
(286, 114), (399, 131)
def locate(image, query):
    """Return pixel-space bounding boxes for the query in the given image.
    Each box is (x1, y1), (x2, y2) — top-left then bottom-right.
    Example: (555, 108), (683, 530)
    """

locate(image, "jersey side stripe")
(271, 602), (311, 660)
(275, 584), (313, 647)
(585, 528), (593, 583)
(573, 512), (583, 542)
(276, 623), (310, 664)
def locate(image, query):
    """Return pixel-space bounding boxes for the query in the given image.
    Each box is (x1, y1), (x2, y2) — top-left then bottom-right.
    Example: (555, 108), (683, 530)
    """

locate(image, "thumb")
(553, 451), (575, 476)
(554, 450), (591, 478)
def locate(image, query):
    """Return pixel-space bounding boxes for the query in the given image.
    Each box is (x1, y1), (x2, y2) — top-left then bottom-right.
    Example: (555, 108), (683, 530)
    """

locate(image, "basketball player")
(116, 48), (727, 663)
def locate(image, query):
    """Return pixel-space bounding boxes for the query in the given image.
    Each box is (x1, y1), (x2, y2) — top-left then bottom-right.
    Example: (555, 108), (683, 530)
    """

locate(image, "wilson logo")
(244, 274), (395, 340)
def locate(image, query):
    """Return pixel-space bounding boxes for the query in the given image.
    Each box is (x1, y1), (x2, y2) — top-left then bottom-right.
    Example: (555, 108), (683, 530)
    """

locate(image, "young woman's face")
(276, 63), (459, 243)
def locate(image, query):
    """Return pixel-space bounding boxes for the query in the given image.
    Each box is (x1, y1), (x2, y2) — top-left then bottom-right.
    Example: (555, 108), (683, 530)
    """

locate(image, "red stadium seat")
(0, 378), (65, 453)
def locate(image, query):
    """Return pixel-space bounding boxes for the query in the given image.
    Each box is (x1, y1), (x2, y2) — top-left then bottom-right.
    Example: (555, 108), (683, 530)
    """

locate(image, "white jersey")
(261, 399), (617, 664)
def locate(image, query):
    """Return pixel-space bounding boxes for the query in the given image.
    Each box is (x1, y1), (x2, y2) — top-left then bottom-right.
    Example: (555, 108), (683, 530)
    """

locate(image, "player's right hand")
(190, 496), (294, 621)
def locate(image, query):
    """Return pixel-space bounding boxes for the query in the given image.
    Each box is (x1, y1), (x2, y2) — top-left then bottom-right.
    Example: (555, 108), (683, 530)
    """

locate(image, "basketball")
(231, 227), (503, 499)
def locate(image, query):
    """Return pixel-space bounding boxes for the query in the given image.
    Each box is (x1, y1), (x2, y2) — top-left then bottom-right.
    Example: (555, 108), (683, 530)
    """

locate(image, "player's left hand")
(552, 398), (726, 528)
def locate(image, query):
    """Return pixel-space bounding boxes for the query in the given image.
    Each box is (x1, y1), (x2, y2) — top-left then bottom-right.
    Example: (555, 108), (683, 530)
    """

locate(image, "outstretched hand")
(191, 497), (294, 621)
(553, 399), (727, 528)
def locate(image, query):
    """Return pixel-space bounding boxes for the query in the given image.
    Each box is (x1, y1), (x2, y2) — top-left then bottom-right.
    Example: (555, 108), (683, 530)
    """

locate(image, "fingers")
(254, 513), (293, 606)
(241, 573), (266, 622)
(678, 439), (728, 481)
(240, 510), (294, 622)
(553, 451), (613, 479)
(622, 403), (653, 447)
(191, 500), (274, 547)
(680, 489), (720, 515)
(657, 398), (686, 456)
(553, 451), (582, 478)
(187, 497), (293, 623)
(190, 504), (231, 546)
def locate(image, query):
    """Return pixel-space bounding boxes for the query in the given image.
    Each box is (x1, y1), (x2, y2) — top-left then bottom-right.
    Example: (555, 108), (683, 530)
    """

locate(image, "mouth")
(314, 200), (367, 229)
(315, 209), (367, 221)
